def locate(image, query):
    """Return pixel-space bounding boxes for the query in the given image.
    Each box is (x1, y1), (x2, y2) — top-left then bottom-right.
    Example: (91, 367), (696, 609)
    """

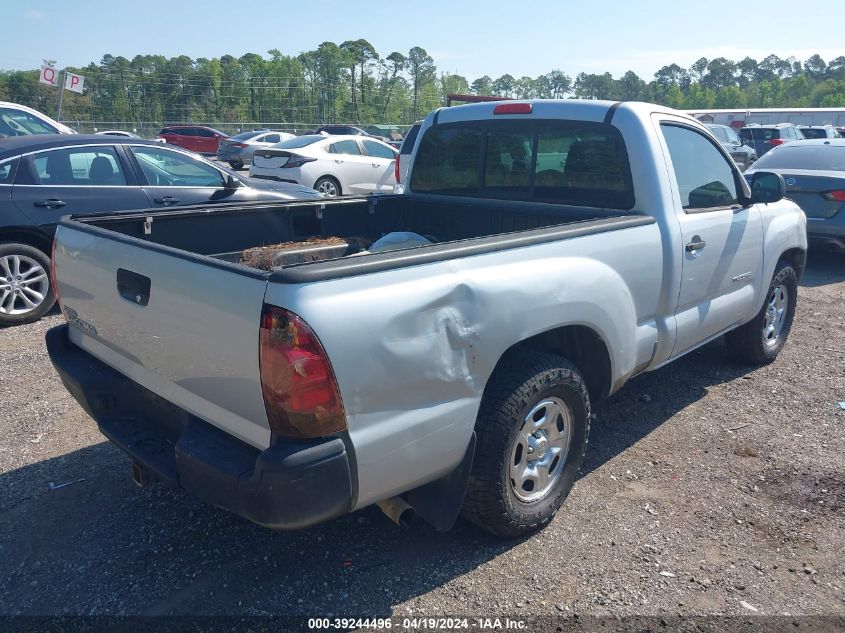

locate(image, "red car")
(156, 125), (228, 154)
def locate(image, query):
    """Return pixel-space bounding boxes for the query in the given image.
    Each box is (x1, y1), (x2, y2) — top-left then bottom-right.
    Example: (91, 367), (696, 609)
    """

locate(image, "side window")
(330, 140), (361, 156)
(483, 125), (532, 193)
(263, 134), (281, 144)
(661, 124), (739, 211)
(177, 128), (195, 137)
(361, 140), (396, 160)
(131, 147), (225, 187)
(195, 128), (215, 138)
(0, 158), (18, 184)
(725, 128), (741, 144)
(31, 147), (127, 186)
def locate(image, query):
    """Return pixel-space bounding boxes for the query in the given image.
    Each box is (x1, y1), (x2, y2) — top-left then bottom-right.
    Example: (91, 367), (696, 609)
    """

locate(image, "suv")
(705, 123), (757, 171)
(798, 125), (841, 140)
(156, 125), (228, 155)
(739, 123), (805, 157)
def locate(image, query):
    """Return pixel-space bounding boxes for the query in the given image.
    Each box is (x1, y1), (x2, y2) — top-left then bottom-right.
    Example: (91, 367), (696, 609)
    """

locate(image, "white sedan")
(249, 134), (398, 197)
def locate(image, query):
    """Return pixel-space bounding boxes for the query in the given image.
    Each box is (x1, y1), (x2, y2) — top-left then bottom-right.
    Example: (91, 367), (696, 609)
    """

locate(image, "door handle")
(34, 199), (66, 208)
(685, 237), (706, 252)
(334, 159), (344, 164)
(153, 196), (179, 205)
(372, 163), (380, 167)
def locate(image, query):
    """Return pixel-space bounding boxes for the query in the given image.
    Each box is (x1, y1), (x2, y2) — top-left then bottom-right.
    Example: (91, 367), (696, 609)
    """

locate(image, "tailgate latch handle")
(116, 268), (151, 306)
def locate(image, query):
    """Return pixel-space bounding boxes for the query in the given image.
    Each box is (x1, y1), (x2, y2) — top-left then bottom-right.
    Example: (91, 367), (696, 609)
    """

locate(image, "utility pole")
(56, 68), (66, 121)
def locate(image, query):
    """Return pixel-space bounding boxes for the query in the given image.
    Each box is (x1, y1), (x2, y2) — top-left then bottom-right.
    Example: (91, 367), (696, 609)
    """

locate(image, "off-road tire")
(462, 352), (591, 538)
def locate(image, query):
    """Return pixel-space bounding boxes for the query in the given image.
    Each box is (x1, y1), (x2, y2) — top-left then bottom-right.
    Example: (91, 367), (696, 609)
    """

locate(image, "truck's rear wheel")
(0, 243), (55, 327)
(462, 353), (590, 538)
(725, 262), (797, 364)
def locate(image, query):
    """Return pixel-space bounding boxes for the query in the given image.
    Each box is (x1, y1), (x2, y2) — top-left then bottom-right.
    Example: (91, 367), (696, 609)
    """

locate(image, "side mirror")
(224, 174), (241, 190)
(750, 171), (785, 204)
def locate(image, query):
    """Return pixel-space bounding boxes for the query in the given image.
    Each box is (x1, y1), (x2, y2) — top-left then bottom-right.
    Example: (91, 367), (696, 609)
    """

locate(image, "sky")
(3, 0), (844, 81)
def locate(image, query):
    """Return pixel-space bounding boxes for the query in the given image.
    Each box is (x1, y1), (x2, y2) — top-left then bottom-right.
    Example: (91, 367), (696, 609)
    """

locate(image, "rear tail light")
(822, 190), (845, 202)
(231, 142), (248, 148)
(767, 138), (785, 146)
(394, 157), (401, 183)
(259, 305), (346, 439)
(493, 102), (533, 115)
(282, 154), (317, 168)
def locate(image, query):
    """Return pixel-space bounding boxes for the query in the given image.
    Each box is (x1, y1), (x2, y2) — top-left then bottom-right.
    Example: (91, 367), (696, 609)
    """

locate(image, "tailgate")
(53, 223), (272, 448)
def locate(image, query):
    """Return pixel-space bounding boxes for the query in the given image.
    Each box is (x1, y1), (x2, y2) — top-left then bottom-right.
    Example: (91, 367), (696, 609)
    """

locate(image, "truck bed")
(66, 194), (648, 282)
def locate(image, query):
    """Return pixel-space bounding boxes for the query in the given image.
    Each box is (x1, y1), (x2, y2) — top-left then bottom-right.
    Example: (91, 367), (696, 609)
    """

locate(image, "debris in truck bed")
(240, 237), (361, 270)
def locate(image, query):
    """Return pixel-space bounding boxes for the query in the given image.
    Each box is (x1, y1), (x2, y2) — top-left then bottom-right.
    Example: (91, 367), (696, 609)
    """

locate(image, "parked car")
(156, 125), (228, 155)
(798, 125), (841, 140)
(313, 125), (391, 143)
(217, 130), (295, 170)
(0, 135), (321, 325)
(705, 123), (757, 170)
(250, 134), (399, 197)
(395, 121), (422, 187)
(0, 101), (76, 137)
(46, 100), (806, 538)
(745, 139), (845, 251)
(95, 130), (166, 144)
(739, 123), (805, 157)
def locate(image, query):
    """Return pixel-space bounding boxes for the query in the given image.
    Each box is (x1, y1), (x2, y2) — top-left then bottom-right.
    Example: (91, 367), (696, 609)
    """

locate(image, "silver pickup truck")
(46, 100), (807, 538)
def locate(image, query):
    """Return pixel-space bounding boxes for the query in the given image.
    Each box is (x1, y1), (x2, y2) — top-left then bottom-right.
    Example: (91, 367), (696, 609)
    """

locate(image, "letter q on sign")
(39, 66), (57, 86)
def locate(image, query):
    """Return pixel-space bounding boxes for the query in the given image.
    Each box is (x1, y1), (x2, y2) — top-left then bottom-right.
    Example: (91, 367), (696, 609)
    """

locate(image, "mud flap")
(406, 432), (476, 532)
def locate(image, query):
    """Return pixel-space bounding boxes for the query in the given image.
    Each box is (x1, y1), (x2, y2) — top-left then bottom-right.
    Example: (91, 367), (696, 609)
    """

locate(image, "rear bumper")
(45, 324), (354, 530)
(217, 148), (248, 162)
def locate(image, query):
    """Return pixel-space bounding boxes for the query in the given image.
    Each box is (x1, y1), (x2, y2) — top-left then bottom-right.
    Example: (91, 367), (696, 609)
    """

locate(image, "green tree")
(406, 46), (436, 120)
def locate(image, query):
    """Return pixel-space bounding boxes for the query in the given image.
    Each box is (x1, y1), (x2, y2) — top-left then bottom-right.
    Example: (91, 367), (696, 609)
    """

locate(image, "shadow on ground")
(0, 251), (840, 616)
(799, 249), (844, 288)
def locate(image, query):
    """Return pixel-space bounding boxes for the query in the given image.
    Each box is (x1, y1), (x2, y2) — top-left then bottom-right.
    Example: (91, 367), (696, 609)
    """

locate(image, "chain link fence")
(59, 120), (415, 139)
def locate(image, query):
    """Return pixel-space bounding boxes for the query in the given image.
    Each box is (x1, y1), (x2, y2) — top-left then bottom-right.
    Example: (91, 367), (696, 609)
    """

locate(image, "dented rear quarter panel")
(263, 222), (663, 508)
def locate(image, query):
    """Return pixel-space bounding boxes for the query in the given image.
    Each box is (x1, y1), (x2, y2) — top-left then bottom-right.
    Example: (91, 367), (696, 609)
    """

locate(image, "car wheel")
(725, 261), (797, 364)
(462, 352), (591, 538)
(228, 160), (244, 170)
(314, 176), (341, 198)
(0, 243), (56, 327)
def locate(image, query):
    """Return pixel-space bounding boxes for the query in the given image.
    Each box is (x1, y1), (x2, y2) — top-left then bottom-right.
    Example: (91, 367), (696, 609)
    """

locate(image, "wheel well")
(0, 228), (52, 256)
(492, 325), (612, 404)
(779, 247), (806, 280)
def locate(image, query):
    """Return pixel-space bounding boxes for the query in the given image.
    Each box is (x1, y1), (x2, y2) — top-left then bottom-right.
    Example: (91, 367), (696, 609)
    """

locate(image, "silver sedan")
(217, 130), (295, 170)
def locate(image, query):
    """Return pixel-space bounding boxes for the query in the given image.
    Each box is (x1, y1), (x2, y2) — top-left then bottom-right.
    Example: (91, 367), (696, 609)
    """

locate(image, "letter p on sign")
(64, 72), (84, 94)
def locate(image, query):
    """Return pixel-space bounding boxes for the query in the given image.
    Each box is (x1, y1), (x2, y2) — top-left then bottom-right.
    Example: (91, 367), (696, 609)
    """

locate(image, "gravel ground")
(0, 251), (843, 621)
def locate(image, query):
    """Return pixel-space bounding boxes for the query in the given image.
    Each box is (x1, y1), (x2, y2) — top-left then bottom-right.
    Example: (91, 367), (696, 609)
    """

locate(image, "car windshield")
(0, 107), (58, 135)
(799, 129), (829, 139)
(231, 131), (261, 141)
(740, 128), (780, 141)
(753, 145), (845, 171)
(272, 135), (324, 149)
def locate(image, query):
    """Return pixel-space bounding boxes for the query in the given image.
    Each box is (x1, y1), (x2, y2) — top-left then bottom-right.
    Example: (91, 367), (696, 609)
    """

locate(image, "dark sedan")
(745, 139), (845, 252)
(0, 135), (321, 326)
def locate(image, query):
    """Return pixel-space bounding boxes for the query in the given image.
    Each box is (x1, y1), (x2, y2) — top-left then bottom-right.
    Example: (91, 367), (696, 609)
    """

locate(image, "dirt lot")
(1, 251), (843, 622)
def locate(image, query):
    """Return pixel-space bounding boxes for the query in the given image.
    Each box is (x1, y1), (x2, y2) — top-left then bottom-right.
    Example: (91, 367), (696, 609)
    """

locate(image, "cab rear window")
(411, 119), (635, 210)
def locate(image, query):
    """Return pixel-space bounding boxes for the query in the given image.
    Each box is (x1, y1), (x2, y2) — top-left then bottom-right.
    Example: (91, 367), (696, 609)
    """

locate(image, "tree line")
(1, 43), (844, 131)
